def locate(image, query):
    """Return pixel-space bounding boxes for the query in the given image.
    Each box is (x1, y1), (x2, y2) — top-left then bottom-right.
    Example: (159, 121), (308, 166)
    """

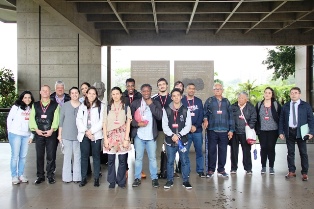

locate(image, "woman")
(103, 87), (132, 188)
(255, 87), (281, 175)
(230, 92), (257, 175)
(7, 91), (35, 184)
(76, 86), (104, 187)
(58, 87), (81, 183)
(79, 82), (91, 103)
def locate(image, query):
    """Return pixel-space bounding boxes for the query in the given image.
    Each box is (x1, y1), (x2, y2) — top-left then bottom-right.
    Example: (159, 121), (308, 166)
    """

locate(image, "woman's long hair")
(109, 87), (125, 110)
(264, 87), (277, 101)
(14, 91), (35, 110)
(84, 86), (101, 109)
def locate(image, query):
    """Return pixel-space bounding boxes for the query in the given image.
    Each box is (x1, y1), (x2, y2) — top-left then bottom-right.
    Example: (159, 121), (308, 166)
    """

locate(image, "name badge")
(114, 120), (120, 124)
(88, 119), (91, 124)
(239, 115), (244, 119)
(25, 116), (29, 120)
(264, 116), (269, 120)
(217, 110), (222, 114)
(41, 115), (47, 119)
(172, 124), (178, 128)
(190, 112), (195, 117)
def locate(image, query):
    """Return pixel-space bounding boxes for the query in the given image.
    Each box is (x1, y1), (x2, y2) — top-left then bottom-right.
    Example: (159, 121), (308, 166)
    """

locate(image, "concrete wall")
(17, 0), (101, 100)
(295, 46), (308, 101)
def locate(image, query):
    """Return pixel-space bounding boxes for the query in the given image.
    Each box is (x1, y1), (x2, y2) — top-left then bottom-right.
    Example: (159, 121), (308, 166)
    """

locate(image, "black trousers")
(107, 154), (127, 186)
(259, 130), (278, 167)
(286, 128), (308, 174)
(80, 136), (101, 179)
(230, 134), (252, 171)
(35, 132), (57, 178)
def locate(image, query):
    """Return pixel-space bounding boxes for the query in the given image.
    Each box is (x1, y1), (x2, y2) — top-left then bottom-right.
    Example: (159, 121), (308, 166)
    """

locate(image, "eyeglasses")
(213, 88), (222, 91)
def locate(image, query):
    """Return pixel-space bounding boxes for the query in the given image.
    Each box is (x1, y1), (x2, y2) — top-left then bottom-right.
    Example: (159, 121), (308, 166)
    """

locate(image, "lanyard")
(159, 94), (168, 108)
(40, 101), (50, 114)
(217, 100), (222, 111)
(265, 105), (270, 116)
(173, 110), (178, 122)
(141, 99), (146, 117)
(186, 97), (194, 111)
(129, 95), (134, 104)
(113, 103), (121, 121)
(55, 95), (65, 106)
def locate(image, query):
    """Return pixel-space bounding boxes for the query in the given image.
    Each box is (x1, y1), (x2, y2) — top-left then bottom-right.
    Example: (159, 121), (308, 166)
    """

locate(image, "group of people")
(7, 77), (314, 190)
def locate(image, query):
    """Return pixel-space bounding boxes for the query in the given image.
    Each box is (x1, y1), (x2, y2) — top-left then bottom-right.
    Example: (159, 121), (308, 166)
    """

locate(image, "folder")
(301, 124), (309, 138)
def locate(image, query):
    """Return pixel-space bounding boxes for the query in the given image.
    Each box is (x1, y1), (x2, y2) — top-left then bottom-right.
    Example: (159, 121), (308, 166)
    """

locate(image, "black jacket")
(50, 92), (70, 104)
(231, 102), (257, 134)
(123, 90), (142, 106)
(130, 99), (163, 139)
(255, 99), (281, 135)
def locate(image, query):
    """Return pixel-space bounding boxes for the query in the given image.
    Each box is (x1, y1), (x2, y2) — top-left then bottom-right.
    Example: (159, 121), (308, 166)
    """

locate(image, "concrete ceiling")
(0, 0), (16, 23)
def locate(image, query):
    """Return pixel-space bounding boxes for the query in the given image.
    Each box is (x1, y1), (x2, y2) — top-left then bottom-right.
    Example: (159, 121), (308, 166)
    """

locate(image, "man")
(279, 87), (314, 181)
(162, 88), (192, 189)
(203, 83), (234, 178)
(50, 80), (70, 173)
(181, 83), (205, 177)
(29, 85), (60, 184)
(152, 78), (172, 176)
(122, 78), (144, 178)
(174, 81), (184, 95)
(131, 84), (162, 188)
(93, 81), (106, 103)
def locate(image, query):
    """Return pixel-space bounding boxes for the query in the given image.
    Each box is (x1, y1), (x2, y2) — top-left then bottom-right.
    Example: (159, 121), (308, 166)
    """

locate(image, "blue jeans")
(8, 132), (30, 177)
(208, 130), (229, 173)
(134, 135), (158, 180)
(166, 145), (190, 182)
(186, 132), (204, 173)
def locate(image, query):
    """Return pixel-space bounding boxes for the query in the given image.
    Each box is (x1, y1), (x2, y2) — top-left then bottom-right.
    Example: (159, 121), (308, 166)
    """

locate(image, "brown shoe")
(302, 174), (308, 181)
(285, 172), (296, 179)
(141, 171), (146, 178)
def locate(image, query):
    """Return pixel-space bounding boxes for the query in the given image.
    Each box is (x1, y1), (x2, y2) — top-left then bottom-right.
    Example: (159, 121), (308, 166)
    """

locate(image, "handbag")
(240, 108), (257, 145)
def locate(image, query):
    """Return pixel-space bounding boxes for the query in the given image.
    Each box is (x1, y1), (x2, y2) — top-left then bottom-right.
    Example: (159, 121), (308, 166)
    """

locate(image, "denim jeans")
(8, 132), (30, 177)
(166, 144), (190, 182)
(134, 135), (158, 180)
(208, 130), (229, 173)
(186, 132), (204, 173)
(80, 136), (101, 179)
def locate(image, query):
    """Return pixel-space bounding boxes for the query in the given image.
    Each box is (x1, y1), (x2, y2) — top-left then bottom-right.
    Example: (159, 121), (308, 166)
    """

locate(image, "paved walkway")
(1, 143), (314, 209)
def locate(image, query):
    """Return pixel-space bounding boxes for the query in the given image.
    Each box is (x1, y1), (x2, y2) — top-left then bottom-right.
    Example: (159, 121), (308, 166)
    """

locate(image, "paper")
(301, 124), (309, 138)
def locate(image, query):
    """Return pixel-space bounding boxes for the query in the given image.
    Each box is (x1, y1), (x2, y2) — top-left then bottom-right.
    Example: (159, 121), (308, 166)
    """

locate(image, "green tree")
(262, 46), (295, 80)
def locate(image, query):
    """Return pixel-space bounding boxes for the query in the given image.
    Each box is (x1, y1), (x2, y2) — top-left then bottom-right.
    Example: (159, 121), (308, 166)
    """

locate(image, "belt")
(289, 127), (297, 130)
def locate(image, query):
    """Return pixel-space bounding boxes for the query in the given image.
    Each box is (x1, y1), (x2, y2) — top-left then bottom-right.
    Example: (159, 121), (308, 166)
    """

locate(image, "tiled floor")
(1, 143), (314, 209)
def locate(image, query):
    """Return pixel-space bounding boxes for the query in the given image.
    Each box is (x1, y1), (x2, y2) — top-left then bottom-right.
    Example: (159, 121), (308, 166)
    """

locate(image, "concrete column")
(295, 46), (308, 101)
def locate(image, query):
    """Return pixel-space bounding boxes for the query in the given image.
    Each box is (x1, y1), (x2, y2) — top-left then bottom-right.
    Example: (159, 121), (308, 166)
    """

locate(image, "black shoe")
(152, 179), (159, 188)
(132, 178), (141, 187)
(182, 181), (192, 189)
(198, 172), (206, 178)
(164, 180), (173, 189)
(94, 178), (100, 187)
(34, 177), (45, 185)
(48, 177), (56, 184)
(109, 183), (115, 188)
(79, 178), (87, 187)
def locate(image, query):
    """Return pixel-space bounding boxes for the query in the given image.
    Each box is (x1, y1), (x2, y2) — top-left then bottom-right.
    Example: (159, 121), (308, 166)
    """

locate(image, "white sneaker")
(19, 175), (29, 183)
(12, 177), (20, 185)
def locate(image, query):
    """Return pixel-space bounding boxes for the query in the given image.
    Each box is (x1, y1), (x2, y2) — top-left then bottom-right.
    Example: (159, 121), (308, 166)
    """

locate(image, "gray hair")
(55, 80), (65, 89)
(213, 83), (223, 90)
(238, 91), (249, 99)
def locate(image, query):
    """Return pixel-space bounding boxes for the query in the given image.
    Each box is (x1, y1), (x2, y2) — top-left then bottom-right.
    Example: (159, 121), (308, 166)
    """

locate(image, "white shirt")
(289, 99), (300, 128)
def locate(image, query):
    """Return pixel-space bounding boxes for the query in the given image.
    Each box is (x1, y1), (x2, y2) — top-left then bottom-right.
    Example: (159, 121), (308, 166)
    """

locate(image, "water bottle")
(178, 140), (187, 153)
(253, 149), (257, 160)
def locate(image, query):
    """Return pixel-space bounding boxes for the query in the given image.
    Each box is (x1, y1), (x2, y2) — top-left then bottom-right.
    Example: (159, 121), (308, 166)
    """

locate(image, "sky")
(0, 22), (275, 87)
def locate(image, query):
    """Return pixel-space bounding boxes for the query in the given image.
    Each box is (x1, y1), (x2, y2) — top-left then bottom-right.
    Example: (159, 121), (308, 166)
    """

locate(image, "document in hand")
(301, 124), (309, 138)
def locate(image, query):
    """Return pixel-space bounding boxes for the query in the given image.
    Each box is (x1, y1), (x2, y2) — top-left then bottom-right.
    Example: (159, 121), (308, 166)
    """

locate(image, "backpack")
(257, 100), (278, 112)
(83, 105), (101, 119)
(159, 145), (167, 179)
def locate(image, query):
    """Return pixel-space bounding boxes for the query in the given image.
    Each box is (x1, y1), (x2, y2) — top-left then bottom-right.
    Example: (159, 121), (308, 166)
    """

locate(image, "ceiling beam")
(151, 0), (159, 34)
(186, 0), (199, 34)
(215, 0), (244, 34)
(0, 4), (15, 11)
(107, 0), (129, 34)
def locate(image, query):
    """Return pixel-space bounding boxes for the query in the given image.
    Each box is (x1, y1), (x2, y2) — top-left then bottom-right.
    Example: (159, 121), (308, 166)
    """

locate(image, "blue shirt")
(181, 96), (204, 133)
(137, 99), (154, 140)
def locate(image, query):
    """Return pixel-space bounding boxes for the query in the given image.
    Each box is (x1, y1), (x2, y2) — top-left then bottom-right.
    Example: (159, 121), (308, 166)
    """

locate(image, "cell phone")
(303, 135), (309, 140)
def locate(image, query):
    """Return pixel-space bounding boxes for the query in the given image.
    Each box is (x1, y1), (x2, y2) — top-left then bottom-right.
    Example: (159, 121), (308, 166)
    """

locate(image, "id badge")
(41, 115), (47, 119)
(264, 116), (269, 120)
(25, 116), (29, 120)
(217, 110), (222, 114)
(114, 120), (120, 124)
(88, 119), (91, 124)
(172, 124), (178, 128)
(190, 112), (195, 117)
(239, 115), (244, 119)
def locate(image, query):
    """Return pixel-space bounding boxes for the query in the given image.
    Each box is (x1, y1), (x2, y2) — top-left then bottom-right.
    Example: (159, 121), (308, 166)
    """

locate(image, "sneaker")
(302, 174), (308, 181)
(261, 167), (266, 174)
(269, 167), (275, 175)
(206, 171), (214, 178)
(218, 171), (229, 177)
(132, 178), (141, 187)
(198, 172), (206, 178)
(285, 172), (296, 179)
(246, 170), (253, 175)
(230, 170), (237, 174)
(12, 177), (20, 185)
(182, 181), (192, 189)
(164, 180), (173, 189)
(19, 175), (29, 183)
(152, 179), (159, 188)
